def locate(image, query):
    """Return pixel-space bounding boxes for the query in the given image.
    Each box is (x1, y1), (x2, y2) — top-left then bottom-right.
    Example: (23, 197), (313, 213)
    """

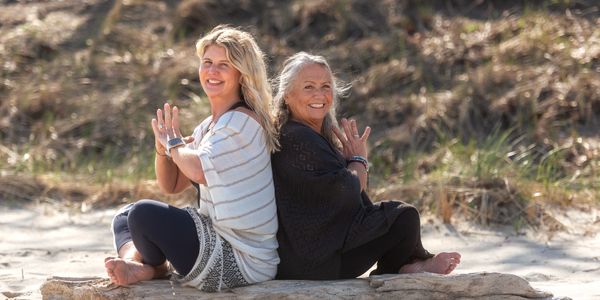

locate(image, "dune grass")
(0, 0), (598, 228)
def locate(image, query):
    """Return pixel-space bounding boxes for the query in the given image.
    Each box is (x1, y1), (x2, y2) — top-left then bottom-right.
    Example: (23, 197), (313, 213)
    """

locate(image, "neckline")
(206, 101), (248, 130)
(289, 119), (321, 133)
(287, 120), (343, 159)
(203, 110), (258, 135)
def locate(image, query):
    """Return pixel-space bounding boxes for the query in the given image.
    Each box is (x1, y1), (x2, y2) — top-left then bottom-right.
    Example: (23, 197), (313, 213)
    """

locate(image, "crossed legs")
(399, 252), (461, 274)
(104, 241), (165, 285)
(104, 200), (199, 285)
(339, 207), (461, 278)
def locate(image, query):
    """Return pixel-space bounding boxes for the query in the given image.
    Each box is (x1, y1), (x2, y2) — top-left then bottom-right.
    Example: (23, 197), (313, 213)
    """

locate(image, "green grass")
(372, 126), (598, 204)
(2, 0), (599, 217)
(17, 143), (155, 185)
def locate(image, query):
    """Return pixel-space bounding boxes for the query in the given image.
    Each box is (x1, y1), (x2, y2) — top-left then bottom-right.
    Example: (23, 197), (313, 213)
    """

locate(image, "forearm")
(348, 162), (368, 191)
(155, 153), (187, 194)
(170, 147), (207, 185)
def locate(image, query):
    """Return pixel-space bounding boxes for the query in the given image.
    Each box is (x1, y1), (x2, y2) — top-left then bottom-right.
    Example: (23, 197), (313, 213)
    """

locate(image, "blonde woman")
(104, 25), (279, 292)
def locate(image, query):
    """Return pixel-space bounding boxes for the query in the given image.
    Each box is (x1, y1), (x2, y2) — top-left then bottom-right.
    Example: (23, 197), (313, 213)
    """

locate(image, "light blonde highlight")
(196, 25), (279, 152)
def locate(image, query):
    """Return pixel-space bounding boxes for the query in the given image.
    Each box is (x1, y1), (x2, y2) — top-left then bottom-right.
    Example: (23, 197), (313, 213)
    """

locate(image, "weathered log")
(40, 272), (558, 300)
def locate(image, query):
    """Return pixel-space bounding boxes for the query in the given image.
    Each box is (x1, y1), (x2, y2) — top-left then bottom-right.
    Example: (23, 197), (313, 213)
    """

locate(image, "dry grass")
(0, 172), (196, 210)
(1, 0), (599, 229)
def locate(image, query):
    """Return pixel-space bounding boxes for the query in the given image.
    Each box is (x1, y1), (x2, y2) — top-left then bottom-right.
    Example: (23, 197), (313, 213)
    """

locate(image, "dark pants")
(112, 199), (199, 275)
(339, 207), (425, 278)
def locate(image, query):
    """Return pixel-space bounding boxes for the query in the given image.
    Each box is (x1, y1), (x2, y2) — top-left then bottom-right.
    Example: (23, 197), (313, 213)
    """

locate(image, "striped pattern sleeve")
(187, 116), (212, 150)
(196, 111), (276, 232)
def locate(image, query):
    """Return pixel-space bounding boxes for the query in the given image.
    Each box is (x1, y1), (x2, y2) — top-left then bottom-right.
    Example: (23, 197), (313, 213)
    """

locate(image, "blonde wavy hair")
(196, 25), (279, 152)
(273, 52), (349, 148)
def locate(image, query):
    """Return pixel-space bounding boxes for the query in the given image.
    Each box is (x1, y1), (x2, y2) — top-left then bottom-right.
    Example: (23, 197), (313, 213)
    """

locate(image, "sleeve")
(273, 125), (362, 200)
(196, 113), (275, 230)
(272, 124), (363, 262)
(186, 117), (211, 150)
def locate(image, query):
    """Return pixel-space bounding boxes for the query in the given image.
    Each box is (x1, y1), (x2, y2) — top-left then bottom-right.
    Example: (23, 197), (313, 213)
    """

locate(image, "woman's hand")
(332, 118), (371, 160)
(151, 103), (186, 152)
(152, 103), (195, 193)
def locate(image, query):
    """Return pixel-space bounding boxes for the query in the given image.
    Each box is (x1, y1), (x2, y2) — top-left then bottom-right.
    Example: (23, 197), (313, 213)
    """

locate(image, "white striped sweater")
(187, 111), (279, 283)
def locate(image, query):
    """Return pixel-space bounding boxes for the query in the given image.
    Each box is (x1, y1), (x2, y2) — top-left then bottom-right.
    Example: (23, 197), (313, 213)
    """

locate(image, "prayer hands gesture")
(332, 118), (371, 160)
(151, 103), (193, 153)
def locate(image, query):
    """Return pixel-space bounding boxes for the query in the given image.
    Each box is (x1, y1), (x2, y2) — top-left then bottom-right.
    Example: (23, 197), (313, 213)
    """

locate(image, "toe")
(446, 264), (456, 274)
(105, 260), (115, 270)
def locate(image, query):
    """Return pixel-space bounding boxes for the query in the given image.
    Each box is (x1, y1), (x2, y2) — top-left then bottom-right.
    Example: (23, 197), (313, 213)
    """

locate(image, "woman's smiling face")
(286, 63), (333, 132)
(199, 45), (241, 102)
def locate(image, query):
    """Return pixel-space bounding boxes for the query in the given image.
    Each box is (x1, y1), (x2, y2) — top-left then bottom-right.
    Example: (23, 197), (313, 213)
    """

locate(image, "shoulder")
(213, 111), (260, 135)
(277, 121), (338, 158)
(273, 122), (344, 171)
(278, 122), (332, 154)
(234, 107), (259, 123)
(280, 121), (322, 143)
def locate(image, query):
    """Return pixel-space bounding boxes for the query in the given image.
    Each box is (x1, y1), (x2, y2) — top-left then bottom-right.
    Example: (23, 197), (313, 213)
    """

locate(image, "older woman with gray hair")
(271, 52), (461, 280)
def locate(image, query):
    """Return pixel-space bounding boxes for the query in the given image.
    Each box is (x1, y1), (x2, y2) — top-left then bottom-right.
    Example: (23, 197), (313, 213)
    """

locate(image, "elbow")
(190, 173), (207, 186)
(157, 180), (177, 194)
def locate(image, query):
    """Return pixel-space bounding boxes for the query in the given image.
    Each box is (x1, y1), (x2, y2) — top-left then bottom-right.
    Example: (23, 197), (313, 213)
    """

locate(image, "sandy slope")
(1, 202), (599, 300)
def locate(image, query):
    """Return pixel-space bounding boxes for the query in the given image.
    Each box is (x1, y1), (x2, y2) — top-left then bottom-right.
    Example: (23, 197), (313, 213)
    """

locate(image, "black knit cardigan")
(272, 121), (432, 280)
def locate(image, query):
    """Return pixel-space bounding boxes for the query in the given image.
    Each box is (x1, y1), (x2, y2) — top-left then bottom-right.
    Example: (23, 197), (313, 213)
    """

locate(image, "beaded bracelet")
(348, 155), (369, 172)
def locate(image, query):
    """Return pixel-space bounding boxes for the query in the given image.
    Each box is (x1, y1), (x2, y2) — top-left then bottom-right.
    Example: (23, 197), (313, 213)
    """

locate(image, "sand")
(1, 201), (599, 300)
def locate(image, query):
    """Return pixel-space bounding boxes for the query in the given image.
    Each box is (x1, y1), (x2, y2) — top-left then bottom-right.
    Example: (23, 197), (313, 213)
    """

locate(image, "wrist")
(169, 145), (183, 158)
(156, 142), (166, 152)
(166, 137), (186, 158)
(348, 155), (369, 172)
(156, 148), (169, 158)
(155, 142), (169, 159)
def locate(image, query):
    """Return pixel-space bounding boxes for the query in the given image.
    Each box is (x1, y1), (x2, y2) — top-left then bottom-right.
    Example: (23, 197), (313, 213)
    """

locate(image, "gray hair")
(273, 52), (350, 148)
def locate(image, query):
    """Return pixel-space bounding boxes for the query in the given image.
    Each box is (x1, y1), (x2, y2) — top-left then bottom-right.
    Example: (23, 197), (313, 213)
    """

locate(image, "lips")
(206, 79), (223, 86)
(309, 103), (325, 108)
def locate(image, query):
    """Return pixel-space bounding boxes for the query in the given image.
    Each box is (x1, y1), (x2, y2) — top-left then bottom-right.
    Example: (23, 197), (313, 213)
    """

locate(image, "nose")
(207, 64), (218, 74)
(201, 64), (218, 75)
(314, 87), (329, 98)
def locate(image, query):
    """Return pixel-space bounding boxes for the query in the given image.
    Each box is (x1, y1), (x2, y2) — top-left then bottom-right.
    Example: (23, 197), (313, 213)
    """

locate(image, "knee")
(403, 206), (420, 222)
(128, 199), (160, 229)
(111, 203), (134, 233)
(397, 206), (421, 234)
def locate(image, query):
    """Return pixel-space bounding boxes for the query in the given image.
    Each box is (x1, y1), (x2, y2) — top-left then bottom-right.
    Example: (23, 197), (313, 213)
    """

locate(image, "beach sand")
(1, 202), (599, 299)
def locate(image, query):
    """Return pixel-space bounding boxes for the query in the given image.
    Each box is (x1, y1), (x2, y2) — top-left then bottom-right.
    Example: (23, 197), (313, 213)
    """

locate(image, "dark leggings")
(112, 199), (199, 275)
(339, 207), (426, 278)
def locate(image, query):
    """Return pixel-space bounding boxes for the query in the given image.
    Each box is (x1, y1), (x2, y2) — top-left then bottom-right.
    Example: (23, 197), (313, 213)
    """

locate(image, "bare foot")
(104, 257), (155, 286)
(399, 252), (462, 275)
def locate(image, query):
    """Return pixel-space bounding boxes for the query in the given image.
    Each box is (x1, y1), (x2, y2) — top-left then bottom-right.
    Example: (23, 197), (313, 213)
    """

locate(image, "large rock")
(41, 272), (558, 300)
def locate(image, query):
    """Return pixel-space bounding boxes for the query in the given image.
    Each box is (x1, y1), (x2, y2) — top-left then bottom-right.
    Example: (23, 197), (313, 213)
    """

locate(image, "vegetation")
(1, 0), (598, 229)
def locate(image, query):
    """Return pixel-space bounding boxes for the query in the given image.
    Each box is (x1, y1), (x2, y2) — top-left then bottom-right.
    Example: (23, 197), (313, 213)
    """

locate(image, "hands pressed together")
(151, 103), (193, 156)
(151, 104), (372, 168)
